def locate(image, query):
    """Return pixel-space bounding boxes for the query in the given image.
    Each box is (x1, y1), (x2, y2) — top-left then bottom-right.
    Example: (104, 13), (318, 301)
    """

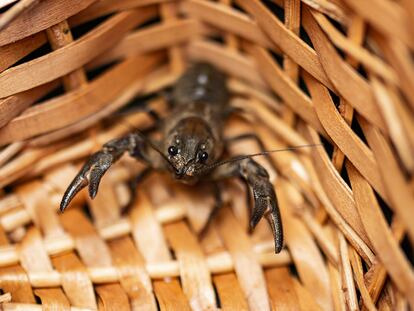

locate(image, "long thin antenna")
(202, 143), (322, 172)
(119, 118), (321, 172)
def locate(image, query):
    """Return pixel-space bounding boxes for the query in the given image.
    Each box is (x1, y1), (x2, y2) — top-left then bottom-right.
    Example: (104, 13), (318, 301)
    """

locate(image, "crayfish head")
(164, 117), (218, 183)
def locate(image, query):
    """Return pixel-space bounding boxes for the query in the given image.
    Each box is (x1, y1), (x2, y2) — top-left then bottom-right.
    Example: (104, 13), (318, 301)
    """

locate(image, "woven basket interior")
(0, 0), (413, 310)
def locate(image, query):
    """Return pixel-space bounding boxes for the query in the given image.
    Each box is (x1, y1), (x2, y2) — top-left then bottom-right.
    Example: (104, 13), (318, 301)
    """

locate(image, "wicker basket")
(0, 0), (413, 310)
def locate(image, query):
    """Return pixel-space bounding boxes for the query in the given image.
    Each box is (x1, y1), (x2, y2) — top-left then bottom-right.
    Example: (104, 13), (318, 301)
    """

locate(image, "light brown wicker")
(0, 0), (413, 310)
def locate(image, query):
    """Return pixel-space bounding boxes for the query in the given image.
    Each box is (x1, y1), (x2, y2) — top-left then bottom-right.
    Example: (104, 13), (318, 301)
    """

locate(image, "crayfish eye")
(199, 151), (209, 163)
(168, 145), (178, 156)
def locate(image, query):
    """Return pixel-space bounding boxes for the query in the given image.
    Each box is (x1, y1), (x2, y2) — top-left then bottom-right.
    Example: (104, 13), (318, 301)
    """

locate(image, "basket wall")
(0, 0), (413, 310)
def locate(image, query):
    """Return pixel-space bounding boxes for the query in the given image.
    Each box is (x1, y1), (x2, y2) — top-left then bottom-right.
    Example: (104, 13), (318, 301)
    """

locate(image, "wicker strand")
(0, 0), (413, 309)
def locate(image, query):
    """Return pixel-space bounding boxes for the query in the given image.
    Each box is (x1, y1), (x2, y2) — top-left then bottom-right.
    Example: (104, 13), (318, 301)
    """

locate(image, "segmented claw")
(238, 159), (283, 252)
(60, 133), (142, 212)
(265, 197), (283, 253)
(88, 153), (113, 199)
(249, 181), (283, 253)
(60, 151), (115, 212)
(211, 158), (284, 253)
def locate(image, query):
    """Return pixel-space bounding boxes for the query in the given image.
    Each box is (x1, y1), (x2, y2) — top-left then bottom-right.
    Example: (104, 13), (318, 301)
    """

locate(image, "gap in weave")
(13, 41), (51, 68)
(288, 262), (299, 279)
(350, 116), (369, 146)
(361, 256), (369, 275)
(33, 292), (42, 304)
(82, 202), (94, 224)
(71, 15), (111, 40)
(400, 156), (413, 180)
(328, 90), (340, 109)
(134, 16), (161, 32)
(320, 135), (334, 158)
(168, 245), (177, 261)
(231, 3), (247, 15)
(267, 48), (293, 104)
(269, 49), (283, 67)
(154, 292), (161, 311)
(36, 83), (65, 105)
(3, 184), (13, 197)
(329, 16), (346, 36)
(357, 63), (368, 80)
(299, 76), (311, 97)
(0, 2), (14, 13)
(116, 92), (159, 117)
(86, 59), (120, 81)
(371, 189), (414, 267)
(401, 235), (414, 266)
(206, 34), (225, 44)
(262, 1), (284, 23)
(212, 280), (221, 308)
(362, 31), (375, 56)
(374, 191), (414, 265)
(374, 192), (393, 226)
(300, 27), (314, 50)
(339, 163), (351, 189)
(334, 44), (346, 61)
(398, 91), (414, 118)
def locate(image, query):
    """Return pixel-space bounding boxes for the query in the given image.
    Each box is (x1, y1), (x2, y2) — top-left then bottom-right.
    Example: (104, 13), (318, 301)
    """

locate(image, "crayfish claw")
(60, 152), (115, 212)
(60, 174), (89, 212)
(242, 159), (284, 253)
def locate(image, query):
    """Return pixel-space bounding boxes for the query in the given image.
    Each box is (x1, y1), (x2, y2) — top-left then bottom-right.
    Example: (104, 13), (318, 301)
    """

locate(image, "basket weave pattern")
(0, 0), (413, 310)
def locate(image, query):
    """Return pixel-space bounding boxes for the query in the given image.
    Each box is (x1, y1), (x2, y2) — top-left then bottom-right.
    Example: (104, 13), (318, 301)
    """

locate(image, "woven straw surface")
(0, 0), (413, 310)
